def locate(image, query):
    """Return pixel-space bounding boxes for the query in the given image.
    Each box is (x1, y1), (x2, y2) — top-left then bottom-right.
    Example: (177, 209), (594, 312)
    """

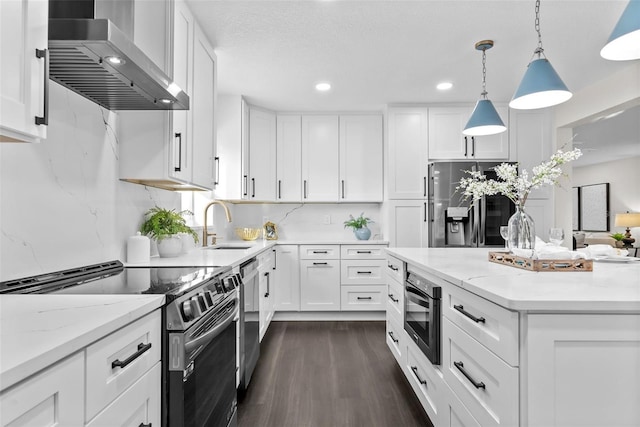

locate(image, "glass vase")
(508, 205), (535, 257)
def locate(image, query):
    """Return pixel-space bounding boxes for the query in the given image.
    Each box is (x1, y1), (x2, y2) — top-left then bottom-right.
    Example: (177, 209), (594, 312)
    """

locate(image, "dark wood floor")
(238, 321), (433, 427)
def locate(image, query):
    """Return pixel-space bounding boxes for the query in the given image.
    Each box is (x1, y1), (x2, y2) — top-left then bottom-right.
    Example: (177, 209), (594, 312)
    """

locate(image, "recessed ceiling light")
(105, 56), (125, 65)
(436, 82), (453, 91)
(315, 82), (331, 91)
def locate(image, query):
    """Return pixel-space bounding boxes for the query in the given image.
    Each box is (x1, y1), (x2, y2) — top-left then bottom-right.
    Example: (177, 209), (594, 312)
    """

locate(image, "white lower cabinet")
(0, 352), (84, 427)
(274, 245), (300, 311)
(405, 339), (446, 427)
(442, 381), (482, 427)
(442, 317), (518, 427)
(340, 285), (386, 310)
(86, 362), (161, 427)
(259, 249), (276, 340)
(385, 316), (404, 365)
(300, 259), (341, 311)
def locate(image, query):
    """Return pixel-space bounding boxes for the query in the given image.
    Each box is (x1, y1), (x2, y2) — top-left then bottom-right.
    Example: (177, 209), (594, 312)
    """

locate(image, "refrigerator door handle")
(471, 198), (480, 247)
(479, 197), (487, 246)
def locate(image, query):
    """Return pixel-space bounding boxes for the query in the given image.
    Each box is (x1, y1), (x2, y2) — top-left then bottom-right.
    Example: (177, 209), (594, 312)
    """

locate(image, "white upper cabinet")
(0, 0), (48, 143)
(215, 94), (247, 200)
(339, 115), (383, 202)
(119, 0), (216, 191)
(276, 115), (302, 202)
(428, 106), (509, 160)
(387, 107), (429, 199)
(248, 107), (277, 201)
(301, 115), (340, 202)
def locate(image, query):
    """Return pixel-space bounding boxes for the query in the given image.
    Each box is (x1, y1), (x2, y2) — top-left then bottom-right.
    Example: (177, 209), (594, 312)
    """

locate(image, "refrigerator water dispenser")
(445, 207), (470, 246)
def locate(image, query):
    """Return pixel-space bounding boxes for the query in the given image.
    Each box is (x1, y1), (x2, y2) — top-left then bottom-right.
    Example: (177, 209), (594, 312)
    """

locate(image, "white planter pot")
(156, 235), (183, 258)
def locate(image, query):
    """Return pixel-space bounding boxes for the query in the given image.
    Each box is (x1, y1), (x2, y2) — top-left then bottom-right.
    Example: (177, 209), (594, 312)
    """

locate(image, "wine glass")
(500, 226), (509, 249)
(549, 228), (564, 246)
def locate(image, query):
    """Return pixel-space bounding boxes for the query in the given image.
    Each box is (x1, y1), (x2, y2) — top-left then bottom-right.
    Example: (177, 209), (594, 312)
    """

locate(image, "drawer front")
(442, 318), (518, 427)
(341, 245), (387, 259)
(386, 280), (404, 323)
(299, 245), (340, 259)
(340, 285), (386, 311)
(405, 339), (446, 426)
(385, 255), (404, 285)
(86, 310), (161, 421)
(87, 362), (161, 427)
(443, 381), (482, 427)
(444, 285), (519, 366)
(341, 259), (386, 285)
(386, 316), (404, 365)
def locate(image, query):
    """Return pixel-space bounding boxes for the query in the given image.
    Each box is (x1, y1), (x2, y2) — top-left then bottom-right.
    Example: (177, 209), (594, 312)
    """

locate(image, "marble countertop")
(387, 248), (640, 312)
(0, 294), (165, 391)
(126, 240), (389, 268)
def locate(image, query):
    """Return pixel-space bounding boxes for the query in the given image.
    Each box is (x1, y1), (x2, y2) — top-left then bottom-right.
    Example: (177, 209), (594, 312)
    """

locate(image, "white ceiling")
(186, 0), (630, 112)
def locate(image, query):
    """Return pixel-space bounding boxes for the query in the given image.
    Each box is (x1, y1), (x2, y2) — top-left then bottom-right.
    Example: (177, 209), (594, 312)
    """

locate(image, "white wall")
(573, 156), (640, 232)
(0, 83), (179, 281)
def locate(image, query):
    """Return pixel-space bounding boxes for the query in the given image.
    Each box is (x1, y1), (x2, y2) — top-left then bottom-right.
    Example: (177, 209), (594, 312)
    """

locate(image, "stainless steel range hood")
(48, 0), (189, 110)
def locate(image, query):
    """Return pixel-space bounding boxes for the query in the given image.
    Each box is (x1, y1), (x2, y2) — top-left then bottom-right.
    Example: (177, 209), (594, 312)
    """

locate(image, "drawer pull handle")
(356, 250), (372, 254)
(453, 304), (486, 323)
(356, 271), (372, 275)
(138, 423), (152, 427)
(388, 294), (399, 303)
(313, 250), (328, 254)
(313, 262), (328, 266)
(112, 343), (152, 369)
(357, 296), (372, 300)
(388, 264), (399, 271)
(410, 366), (427, 385)
(388, 331), (399, 343)
(454, 361), (485, 389)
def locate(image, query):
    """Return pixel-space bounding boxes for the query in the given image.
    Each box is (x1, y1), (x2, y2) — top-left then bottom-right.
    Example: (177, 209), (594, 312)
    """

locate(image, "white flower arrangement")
(457, 148), (583, 207)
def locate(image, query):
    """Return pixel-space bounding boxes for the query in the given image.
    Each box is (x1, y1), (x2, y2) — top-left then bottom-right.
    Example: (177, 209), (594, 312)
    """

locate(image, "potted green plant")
(610, 232), (625, 248)
(140, 206), (198, 257)
(344, 213), (373, 240)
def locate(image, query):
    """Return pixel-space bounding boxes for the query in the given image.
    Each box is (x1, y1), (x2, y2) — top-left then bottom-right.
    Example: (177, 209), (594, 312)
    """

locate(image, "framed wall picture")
(579, 183), (610, 231)
(572, 187), (581, 231)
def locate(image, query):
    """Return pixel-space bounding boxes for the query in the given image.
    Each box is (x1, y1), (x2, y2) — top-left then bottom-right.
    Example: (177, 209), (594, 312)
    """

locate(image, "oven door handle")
(405, 286), (431, 307)
(185, 299), (239, 354)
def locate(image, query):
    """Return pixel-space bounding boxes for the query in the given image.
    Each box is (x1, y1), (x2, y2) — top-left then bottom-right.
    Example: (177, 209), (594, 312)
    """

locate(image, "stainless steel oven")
(404, 268), (441, 365)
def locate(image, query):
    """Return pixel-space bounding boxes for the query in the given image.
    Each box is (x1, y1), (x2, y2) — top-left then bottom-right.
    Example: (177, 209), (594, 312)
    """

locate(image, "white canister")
(127, 232), (150, 263)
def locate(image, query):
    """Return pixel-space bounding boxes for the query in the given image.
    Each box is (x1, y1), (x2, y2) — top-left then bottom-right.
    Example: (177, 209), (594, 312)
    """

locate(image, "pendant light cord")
(481, 48), (488, 99)
(534, 0), (545, 57)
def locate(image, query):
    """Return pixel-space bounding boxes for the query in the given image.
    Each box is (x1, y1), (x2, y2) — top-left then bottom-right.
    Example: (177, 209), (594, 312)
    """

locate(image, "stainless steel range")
(0, 260), (240, 427)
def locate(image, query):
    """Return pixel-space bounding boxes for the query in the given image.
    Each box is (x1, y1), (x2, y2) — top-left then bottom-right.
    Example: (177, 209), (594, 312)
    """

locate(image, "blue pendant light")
(601, 0), (640, 61)
(510, 0), (572, 110)
(463, 40), (506, 136)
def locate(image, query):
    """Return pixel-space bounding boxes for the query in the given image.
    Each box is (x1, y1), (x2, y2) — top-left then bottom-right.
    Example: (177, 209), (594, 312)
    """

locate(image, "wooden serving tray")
(488, 251), (593, 272)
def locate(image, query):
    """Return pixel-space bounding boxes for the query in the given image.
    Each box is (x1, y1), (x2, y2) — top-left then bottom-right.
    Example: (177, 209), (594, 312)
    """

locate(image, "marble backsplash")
(0, 83), (179, 281)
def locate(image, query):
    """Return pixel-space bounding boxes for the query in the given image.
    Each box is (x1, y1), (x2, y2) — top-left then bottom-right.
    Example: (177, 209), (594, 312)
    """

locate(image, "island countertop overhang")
(386, 247), (640, 312)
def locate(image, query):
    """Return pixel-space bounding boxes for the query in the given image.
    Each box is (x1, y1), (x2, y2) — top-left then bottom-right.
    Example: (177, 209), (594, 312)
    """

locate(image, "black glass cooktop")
(0, 260), (226, 296)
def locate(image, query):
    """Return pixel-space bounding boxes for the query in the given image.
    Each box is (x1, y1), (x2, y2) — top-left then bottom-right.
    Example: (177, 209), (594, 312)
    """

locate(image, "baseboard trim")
(272, 311), (386, 321)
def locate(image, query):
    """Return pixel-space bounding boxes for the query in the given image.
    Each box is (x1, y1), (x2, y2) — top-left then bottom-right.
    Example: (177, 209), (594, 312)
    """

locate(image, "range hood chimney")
(48, 0), (189, 110)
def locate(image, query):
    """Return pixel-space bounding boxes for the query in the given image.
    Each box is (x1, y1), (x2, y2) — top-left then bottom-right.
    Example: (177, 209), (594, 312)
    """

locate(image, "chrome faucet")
(203, 200), (232, 246)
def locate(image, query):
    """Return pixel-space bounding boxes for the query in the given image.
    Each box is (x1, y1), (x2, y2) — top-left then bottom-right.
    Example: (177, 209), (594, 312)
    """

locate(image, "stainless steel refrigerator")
(428, 161), (515, 248)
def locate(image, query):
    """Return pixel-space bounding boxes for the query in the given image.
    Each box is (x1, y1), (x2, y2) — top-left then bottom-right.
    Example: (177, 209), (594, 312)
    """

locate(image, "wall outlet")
(323, 215), (331, 225)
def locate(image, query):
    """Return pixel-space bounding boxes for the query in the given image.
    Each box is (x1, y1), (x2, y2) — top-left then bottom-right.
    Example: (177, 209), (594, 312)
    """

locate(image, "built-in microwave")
(404, 268), (441, 365)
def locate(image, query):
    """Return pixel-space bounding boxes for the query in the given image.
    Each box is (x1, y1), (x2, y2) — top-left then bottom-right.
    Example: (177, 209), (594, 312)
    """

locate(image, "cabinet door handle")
(424, 202), (427, 222)
(214, 156), (220, 186)
(341, 180), (345, 199)
(251, 178), (256, 198)
(453, 304), (486, 323)
(454, 361), (485, 389)
(388, 331), (399, 343)
(423, 176), (427, 197)
(112, 343), (152, 369)
(356, 271), (372, 275)
(138, 423), (152, 427)
(174, 133), (182, 172)
(388, 294), (399, 303)
(303, 180), (308, 199)
(278, 180), (282, 199)
(464, 136), (468, 157)
(356, 250), (371, 254)
(273, 249), (277, 270)
(313, 262), (328, 266)
(264, 272), (270, 297)
(357, 296), (372, 300)
(410, 366), (427, 385)
(471, 136), (476, 157)
(243, 175), (248, 196)
(35, 49), (49, 126)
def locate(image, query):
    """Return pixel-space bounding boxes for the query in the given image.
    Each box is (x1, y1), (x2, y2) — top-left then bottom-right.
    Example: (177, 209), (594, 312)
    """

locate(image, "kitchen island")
(385, 247), (640, 427)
